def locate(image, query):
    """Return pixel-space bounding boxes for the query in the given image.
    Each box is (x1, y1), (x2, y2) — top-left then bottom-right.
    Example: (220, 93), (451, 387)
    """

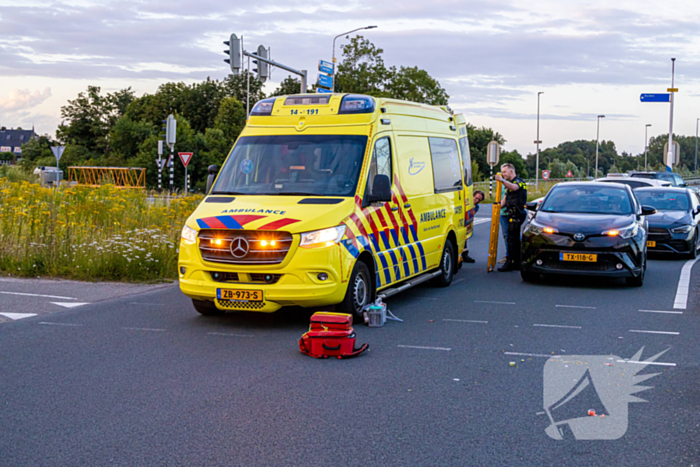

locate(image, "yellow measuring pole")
(487, 175), (504, 272)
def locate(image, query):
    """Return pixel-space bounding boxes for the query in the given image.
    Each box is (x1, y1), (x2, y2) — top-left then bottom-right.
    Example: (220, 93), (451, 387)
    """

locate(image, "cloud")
(0, 88), (52, 111)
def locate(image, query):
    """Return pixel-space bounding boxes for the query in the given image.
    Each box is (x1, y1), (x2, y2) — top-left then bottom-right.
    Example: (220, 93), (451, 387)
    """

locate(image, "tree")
(467, 124), (506, 178)
(335, 35), (448, 104)
(270, 76), (306, 96)
(213, 97), (246, 148)
(222, 72), (266, 108)
(500, 150), (528, 178)
(384, 66), (448, 105)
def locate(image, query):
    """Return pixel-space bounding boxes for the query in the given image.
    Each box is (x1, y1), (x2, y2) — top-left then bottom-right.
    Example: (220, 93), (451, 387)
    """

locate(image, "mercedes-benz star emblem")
(230, 237), (250, 258)
(574, 233), (585, 242)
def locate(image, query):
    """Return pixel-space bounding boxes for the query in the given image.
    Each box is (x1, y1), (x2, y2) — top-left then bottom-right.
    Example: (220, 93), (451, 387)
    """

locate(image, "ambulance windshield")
(211, 135), (368, 197)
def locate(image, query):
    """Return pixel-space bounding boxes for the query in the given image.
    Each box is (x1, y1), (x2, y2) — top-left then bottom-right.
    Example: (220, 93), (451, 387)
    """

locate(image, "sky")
(1, 0), (699, 157)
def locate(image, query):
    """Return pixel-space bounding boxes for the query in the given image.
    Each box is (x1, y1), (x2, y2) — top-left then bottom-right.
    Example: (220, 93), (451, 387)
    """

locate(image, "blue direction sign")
(317, 74), (333, 89)
(319, 60), (333, 75)
(317, 87), (332, 94)
(640, 93), (670, 103)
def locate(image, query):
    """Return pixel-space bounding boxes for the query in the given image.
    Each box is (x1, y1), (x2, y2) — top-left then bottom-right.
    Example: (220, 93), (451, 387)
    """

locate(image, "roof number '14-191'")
(290, 109), (319, 115)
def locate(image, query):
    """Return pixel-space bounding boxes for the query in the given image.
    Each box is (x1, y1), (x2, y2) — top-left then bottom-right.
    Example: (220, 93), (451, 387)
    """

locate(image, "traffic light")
(252, 45), (269, 82)
(162, 114), (176, 150)
(223, 34), (241, 74)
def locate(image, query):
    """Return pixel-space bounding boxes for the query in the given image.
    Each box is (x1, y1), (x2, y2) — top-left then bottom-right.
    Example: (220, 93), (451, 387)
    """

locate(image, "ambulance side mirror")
(368, 174), (392, 204)
(206, 165), (219, 195)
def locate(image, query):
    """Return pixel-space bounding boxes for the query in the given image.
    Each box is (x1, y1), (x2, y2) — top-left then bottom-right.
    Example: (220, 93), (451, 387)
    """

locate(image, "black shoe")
(498, 261), (520, 272)
(462, 253), (476, 263)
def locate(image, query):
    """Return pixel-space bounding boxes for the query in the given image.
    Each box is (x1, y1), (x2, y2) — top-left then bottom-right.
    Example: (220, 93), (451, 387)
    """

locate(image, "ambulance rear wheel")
(432, 240), (455, 287)
(337, 261), (373, 322)
(192, 299), (224, 316)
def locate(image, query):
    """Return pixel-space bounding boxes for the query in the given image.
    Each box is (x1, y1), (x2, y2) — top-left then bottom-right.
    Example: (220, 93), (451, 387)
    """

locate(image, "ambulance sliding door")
(395, 135), (440, 272)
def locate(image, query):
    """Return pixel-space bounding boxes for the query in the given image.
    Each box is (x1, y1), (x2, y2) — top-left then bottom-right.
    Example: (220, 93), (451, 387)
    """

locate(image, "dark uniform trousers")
(504, 176), (527, 265)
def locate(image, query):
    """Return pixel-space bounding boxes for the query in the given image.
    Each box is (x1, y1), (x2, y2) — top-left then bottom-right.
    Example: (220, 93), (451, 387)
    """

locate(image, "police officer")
(495, 163), (527, 272)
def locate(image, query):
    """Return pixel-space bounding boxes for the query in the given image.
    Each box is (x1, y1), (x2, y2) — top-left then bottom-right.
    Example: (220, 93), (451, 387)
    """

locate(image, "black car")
(634, 187), (700, 258)
(521, 182), (656, 286)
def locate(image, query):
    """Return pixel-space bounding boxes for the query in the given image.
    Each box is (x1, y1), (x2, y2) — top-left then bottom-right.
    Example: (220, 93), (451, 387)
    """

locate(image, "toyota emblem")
(574, 233), (585, 242)
(229, 237), (250, 258)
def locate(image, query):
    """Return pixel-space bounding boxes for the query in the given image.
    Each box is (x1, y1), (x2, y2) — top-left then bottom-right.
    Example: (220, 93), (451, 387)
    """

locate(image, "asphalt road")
(1, 206), (698, 466)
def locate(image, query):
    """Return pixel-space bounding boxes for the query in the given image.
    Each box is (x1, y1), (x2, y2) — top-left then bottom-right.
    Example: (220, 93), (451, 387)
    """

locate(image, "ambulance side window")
(364, 137), (393, 206)
(428, 137), (462, 193)
(458, 136), (473, 186)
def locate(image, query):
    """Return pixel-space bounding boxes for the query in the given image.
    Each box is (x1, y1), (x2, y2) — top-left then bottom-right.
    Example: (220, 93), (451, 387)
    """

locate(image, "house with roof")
(0, 127), (38, 164)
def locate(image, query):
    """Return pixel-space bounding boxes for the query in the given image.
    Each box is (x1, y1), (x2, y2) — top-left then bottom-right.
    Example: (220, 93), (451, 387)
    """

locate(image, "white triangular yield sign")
(178, 152), (193, 168)
(0, 312), (38, 320)
(50, 302), (90, 308)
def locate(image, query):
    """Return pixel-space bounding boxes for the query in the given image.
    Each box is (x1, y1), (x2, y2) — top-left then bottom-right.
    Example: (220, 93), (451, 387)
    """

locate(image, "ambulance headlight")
(181, 225), (198, 244)
(299, 225), (346, 249)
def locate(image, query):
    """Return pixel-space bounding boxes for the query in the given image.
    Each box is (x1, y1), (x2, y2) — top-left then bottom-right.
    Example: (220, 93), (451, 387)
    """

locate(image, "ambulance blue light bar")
(250, 97), (276, 116)
(338, 94), (375, 114)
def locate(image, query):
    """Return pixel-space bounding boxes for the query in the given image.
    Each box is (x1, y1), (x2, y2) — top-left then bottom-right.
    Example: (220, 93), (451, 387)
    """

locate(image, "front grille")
(542, 260), (611, 272)
(667, 240), (690, 252)
(209, 271), (282, 284)
(216, 299), (266, 310)
(199, 230), (294, 265)
(649, 227), (669, 234)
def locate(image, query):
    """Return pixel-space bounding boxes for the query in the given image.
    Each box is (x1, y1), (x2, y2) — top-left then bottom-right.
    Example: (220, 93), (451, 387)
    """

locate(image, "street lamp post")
(331, 26), (377, 93)
(667, 58), (676, 172)
(595, 115), (605, 178)
(645, 124), (652, 171)
(535, 92), (544, 190)
(695, 118), (699, 174)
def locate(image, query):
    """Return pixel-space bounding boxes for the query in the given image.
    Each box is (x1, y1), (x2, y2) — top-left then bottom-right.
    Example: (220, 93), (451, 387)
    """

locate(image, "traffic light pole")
(241, 51), (307, 94)
(169, 155), (174, 195)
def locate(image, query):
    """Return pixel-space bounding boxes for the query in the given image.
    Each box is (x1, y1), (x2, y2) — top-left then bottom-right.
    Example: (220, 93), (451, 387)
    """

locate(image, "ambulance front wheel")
(192, 299), (225, 316)
(337, 261), (373, 323)
(432, 240), (455, 288)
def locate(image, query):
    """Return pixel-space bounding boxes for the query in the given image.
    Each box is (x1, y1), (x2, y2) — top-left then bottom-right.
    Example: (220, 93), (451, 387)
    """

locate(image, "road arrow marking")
(0, 312), (38, 320)
(50, 302), (90, 308)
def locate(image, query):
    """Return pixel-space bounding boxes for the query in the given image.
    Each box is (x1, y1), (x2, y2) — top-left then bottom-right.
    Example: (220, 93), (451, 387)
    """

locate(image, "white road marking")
(616, 360), (677, 367)
(639, 309), (683, 315)
(534, 324), (582, 329)
(207, 332), (255, 338)
(39, 322), (83, 327)
(473, 218), (490, 226)
(0, 312), (37, 320)
(474, 300), (516, 305)
(398, 345), (451, 351)
(629, 329), (679, 335)
(50, 302), (90, 308)
(0, 291), (76, 300)
(555, 305), (596, 310)
(122, 327), (166, 332)
(673, 258), (699, 309)
(443, 319), (488, 324)
(504, 352), (560, 358)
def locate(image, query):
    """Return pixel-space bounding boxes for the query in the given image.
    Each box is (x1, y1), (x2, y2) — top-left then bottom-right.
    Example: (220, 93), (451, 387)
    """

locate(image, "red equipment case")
(299, 312), (368, 359)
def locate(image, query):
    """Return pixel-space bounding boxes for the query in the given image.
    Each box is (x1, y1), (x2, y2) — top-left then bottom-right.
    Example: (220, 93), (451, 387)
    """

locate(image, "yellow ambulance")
(178, 93), (474, 319)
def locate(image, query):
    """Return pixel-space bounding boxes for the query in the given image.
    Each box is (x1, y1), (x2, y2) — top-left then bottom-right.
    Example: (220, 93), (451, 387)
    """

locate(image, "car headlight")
(181, 225), (198, 244)
(602, 224), (638, 238)
(527, 220), (558, 235)
(299, 225), (346, 249)
(670, 225), (692, 234)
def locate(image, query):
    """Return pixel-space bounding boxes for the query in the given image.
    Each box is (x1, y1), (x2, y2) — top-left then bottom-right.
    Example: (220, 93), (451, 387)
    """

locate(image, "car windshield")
(541, 185), (633, 215)
(635, 191), (689, 211)
(211, 135), (367, 196)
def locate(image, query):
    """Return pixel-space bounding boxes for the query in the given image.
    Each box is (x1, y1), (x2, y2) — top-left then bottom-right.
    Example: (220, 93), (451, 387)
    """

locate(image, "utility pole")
(645, 124), (651, 171)
(535, 92), (543, 190)
(695, 117), (698, 174)
(595, 115), (605, 178)
(667, 58), (676, 172)
(331, 26), (377, 93)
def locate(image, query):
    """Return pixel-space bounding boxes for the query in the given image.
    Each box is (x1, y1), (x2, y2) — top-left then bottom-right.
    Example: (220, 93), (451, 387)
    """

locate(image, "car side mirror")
(641, 205), (657, 216)
(368, 174), (392, 204)
(525, 201), (539, 212)
(206, 164), (219, 195)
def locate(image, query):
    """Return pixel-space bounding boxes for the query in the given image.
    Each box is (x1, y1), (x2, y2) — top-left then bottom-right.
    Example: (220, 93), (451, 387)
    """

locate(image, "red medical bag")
(299, 312), (368, 359)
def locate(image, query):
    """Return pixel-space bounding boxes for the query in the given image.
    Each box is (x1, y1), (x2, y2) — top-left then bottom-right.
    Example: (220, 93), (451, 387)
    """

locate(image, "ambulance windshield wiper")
(210, 191), (246, 195)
